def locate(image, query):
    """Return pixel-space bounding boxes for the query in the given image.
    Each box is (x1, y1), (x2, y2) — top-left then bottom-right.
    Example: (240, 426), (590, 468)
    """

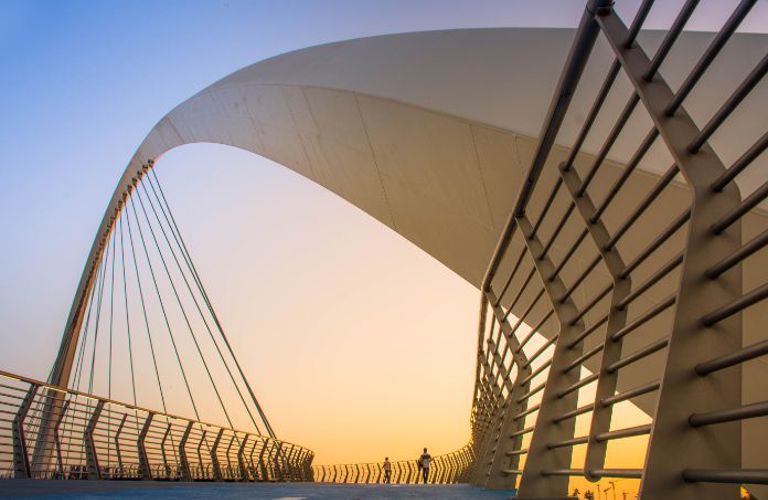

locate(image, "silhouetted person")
(418, 447), (431, 484)
(383, 457), (391, 484)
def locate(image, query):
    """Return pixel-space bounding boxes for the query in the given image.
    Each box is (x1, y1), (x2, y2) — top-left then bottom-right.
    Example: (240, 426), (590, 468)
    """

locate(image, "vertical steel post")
(196, 429), (208, 480)
(84, 399), (105, 480)
(138, 412), (154, 480)
(210, 428), (224, 481)
(114, 413), (127, 478)
(516, 216), (586, 498)
(597, 9), (743, 500)
(237, 434), (249, 481)
(12, 384), (38, 479)
(53, 399), (70, 479)
(178, 421), (193, 481)
(559, 164), (631, 479)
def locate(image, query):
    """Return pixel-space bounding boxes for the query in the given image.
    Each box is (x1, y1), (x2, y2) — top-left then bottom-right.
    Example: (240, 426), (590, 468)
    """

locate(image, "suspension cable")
(127, 194), (201, 420)
(140, 178), (262, 434)
(87, 234), (112, 394)
(133, 186), (235, 430)
(118, 216), (140, 434)
(149, 169), (276, 437)
(124, 198), (171, 415)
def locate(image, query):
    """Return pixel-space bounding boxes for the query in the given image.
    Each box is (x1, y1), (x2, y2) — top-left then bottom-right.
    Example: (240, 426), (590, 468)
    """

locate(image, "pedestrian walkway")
(0, 480), (519, 499)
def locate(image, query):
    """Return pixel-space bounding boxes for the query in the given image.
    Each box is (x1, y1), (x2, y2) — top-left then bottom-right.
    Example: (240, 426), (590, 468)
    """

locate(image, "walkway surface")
(0, 481), (519, 499)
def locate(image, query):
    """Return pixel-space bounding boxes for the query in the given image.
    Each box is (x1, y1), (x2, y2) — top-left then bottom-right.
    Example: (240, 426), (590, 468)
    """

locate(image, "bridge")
(1, 1), (767, 498)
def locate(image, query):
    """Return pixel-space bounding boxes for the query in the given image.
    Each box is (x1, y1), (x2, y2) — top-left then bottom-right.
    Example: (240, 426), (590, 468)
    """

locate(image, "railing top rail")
(0, 368), (309, 451)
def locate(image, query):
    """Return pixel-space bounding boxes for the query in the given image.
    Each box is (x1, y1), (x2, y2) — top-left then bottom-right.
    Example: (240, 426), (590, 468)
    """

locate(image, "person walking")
(383, 457), (392, 484)
(418, 447), (431, 484)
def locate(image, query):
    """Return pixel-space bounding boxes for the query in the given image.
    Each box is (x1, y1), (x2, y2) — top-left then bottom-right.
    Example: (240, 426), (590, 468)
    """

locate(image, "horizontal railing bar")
(563, 60), (622, 171)
(707, 227), (768, 279)
(605, 163), (680, 251)
(542, 468), (582, 476)
(702, 282), (768, 326)
(509, 426), (534, 439)
(548, 436), (588, 449)
(570, 283), (613, 326)
(664, 0), (758, 115)
(523, 335), (559, 368)
(577, 94), (641, 196)
(624, 0), (656, 48)
(0, 369), (307, 449)
(502, 269), (537, 322)
(557, 373), (599, 399)
(506, 449), (528, 456)
(591, 129), (659, 223)
(0, 383), (27, 392)
(620, 208), (690, 279)
(539, 203), (576, 260)
(553, 403), (594, 423)
(514, 404), (541, 421)
(611, 294), (676, 341)
(711, 179), (768, 234)
(501, 469), (523, 476)
(683, 469), (768, 485)
(517, 383), (546, 404)
(618, 253), (683, 310)
(494, 248), (526, 307)
(689, 50), (768, 153)
(595, 424), (652, 442)
(643, 0), (699, 80)
(531, 178), (564, 239)
(689, 401), (768, 427)
(711, 129), (768, 191)
(564, 344), (603, 373)
(567, 314), (609, 349)
(548, 231), (589, 285)
(606, 336), (669, 373)
(508, 289), (547, 337)
(559, 255), (603, 304)
(519, 360), (552, 386)
(601, 380), (660, 407)
(695, 339), (768, 375)
(591, 468), (643, 479)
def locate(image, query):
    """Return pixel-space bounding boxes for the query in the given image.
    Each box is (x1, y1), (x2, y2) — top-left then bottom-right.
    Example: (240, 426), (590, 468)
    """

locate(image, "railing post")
(559, 164), (631, 480)
(257, 439), (269, 481)
(178, 421), (193, 481)
(485, 291), (534, 489)
(114, 413), (127, 478)
(597, 8), (744, 500)
(273, 441), (284, 481)
(159, 422), (172, 479)
(210, 428), (224, 481)
(138, 412), (154, 480)
(84, 399), (105, 480)
(515, 216), (586, 498)
(53, 399), (70, 479)
(237, 433), (249, 481)
(13, 384), (38, 478)
(247, 437), (259, 480)
(196, 429), (209, 480)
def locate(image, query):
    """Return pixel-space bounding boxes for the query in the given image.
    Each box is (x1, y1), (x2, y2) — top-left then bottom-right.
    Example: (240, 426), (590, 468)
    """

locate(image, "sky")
(1, 0), (767, 483)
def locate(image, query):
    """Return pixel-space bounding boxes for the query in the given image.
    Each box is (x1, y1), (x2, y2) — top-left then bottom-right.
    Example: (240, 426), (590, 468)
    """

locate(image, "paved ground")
(0, 481), (519, 499)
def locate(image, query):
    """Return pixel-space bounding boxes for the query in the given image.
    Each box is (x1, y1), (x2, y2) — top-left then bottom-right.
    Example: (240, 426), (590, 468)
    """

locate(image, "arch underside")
(70, 28), (767, 477)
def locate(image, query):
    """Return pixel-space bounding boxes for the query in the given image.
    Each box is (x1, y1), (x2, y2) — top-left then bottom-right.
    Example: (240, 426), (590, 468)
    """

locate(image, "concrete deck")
(0, 481), (519, 499)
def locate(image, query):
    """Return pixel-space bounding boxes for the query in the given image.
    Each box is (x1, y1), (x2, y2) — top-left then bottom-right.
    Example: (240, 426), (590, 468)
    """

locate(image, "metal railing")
(0, 369), (313, 481)
(311, 445), (473, 484)
(470, 0), (768, 498)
